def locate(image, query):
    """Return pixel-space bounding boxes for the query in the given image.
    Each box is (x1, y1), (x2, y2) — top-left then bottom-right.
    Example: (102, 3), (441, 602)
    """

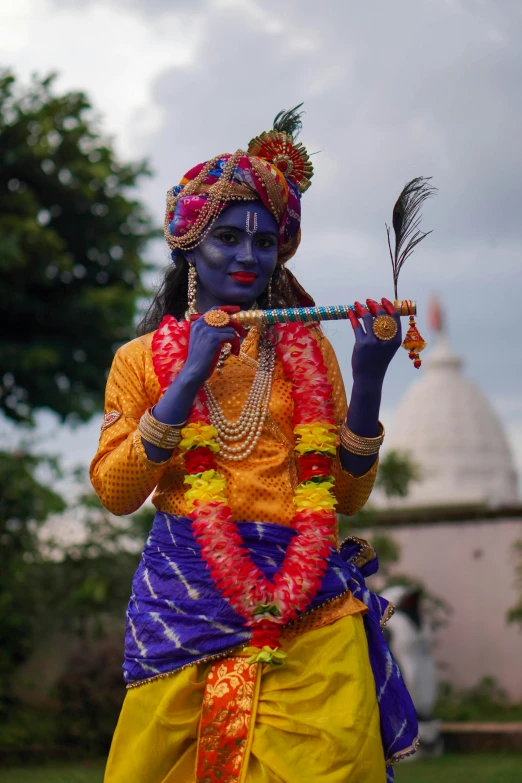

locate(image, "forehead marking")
(245, 211), (258, 236)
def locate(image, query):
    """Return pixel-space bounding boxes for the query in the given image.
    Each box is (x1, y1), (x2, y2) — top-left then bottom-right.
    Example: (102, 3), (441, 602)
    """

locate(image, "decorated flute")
(230, 299), (425, 368)
(231, 300), (416, 327)
(231, 175), (435, 369)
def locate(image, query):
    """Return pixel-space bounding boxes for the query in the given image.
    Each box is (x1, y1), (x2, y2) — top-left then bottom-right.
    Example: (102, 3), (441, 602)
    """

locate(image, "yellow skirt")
(104, 614), (385, 783)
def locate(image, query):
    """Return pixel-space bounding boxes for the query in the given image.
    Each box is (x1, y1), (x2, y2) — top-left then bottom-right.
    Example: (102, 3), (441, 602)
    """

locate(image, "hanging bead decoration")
(402, 314), (427, 369)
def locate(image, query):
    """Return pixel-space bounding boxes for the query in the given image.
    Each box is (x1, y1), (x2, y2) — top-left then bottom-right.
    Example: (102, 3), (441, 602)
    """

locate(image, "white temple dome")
(383, 321), (518, 508)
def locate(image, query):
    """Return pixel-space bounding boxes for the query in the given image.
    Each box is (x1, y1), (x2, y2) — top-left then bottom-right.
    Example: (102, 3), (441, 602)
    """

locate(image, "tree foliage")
(0, 70), (157, 424)
(0, 447), (153, 721)
(0, 449), (65, 709)
(338, 450), (421, 581)
(0, 72), (161, 753)
(376, 449), (421, 498)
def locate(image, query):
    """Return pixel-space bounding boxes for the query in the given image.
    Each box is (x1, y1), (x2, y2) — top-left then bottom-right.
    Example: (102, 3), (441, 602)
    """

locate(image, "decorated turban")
(163, 107), (316, 307)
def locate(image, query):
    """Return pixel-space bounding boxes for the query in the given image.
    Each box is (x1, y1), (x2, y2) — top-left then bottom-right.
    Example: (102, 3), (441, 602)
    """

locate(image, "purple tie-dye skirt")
(125, 511), (418, 772)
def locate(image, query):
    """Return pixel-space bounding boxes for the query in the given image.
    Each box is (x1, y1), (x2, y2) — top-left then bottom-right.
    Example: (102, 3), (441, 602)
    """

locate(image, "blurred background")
(1, 1), (521, 781)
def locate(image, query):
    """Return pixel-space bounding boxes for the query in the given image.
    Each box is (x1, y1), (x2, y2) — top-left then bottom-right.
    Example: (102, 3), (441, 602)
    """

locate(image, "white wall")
(367, 518), (522, 701)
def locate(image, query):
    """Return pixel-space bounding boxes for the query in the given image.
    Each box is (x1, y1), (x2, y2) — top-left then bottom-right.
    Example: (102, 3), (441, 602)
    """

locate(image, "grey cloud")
(50, 0), (206, 11)
(135, 1), (522, 249)
(129, 0), (521, 406)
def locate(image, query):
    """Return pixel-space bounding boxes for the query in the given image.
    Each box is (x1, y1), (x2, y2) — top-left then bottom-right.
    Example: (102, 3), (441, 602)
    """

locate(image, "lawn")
(0, 755), (521, 783)
(395, 753), (522, 782)
(0, 762), (105, 783)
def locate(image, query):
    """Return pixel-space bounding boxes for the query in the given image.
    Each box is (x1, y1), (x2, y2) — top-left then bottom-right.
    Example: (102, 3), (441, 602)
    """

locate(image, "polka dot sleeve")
(89, 336), (177, 515)
(314, 330), (379, 516)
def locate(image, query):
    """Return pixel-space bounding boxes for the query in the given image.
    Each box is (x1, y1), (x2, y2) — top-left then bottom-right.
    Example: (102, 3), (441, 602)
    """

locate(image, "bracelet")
(133, 431), (172, 466)
(137, 408), (186, 451)
(340, 421), (385, 456)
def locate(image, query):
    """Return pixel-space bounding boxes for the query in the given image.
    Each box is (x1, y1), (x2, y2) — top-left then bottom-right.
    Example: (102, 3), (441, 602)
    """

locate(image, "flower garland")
(151, 317), (339, 660)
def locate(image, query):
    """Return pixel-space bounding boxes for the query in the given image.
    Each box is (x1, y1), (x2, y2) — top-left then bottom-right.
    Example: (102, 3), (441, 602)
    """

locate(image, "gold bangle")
(137, 408), (185, 451)
(340, 421), (385, 456)
(133, 431), (172, 466)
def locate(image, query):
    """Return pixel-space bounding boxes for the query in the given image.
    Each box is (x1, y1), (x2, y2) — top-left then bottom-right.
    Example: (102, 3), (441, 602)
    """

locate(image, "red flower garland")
(152, 316), (339, 652)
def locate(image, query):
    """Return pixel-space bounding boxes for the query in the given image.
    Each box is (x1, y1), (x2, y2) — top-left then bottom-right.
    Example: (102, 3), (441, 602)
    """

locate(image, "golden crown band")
(230, 300), (416, 327)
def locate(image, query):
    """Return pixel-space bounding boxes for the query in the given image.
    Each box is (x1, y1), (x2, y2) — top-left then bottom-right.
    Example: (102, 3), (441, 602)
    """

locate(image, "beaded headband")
(163, 106), (313, 265)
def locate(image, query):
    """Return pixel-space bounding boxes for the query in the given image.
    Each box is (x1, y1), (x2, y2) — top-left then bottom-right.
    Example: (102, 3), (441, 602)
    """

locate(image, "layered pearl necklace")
(204, 333), (276, 461)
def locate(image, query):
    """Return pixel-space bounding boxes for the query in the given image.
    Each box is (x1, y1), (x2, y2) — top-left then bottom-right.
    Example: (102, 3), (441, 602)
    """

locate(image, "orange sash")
(196, 657), (261, 783)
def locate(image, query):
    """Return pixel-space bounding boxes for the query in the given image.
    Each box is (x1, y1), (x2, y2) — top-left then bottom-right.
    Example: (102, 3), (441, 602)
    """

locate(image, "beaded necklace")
(204, 333), (275, 461)
(152, 316), (339, 661)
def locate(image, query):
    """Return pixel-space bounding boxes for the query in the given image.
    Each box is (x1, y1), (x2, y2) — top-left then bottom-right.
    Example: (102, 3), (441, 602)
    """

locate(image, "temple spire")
(427, 295), (444, 334)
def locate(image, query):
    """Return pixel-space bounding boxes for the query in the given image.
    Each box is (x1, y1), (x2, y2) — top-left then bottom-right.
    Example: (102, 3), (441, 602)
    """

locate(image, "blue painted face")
(186, 202), (279, 312)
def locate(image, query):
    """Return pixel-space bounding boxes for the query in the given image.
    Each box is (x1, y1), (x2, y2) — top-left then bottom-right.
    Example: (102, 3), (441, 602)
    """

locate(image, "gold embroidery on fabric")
(379, 601), (395, 629)
(197, 657), (258, 783)
(282, 590), (367, 641)
(386, 736), (420, 766)
(101, 410), (122, 431)
(339, 535), (377, 567)
(266, 413), (293, 450)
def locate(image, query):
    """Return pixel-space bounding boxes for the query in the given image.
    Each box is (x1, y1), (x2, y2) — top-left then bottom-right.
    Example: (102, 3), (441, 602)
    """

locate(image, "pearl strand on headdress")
(165, 152), (259, 253)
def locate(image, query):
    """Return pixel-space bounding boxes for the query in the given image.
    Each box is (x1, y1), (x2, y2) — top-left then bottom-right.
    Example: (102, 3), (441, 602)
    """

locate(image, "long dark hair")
(137, 252), (189, 336)
(136, 251), (271, 336)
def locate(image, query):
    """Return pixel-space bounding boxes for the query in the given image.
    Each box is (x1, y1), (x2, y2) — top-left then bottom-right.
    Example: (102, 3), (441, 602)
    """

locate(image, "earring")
(187, 262), (198, 315)
(267, 277), (273, 309)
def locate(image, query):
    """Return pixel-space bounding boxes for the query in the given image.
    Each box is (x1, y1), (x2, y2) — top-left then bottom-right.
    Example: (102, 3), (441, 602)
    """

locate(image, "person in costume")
(91, 107), (418, 783)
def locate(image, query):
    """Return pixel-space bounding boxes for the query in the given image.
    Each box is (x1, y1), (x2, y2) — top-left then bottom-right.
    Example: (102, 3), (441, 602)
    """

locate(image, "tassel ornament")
(402, 315), (427, 369)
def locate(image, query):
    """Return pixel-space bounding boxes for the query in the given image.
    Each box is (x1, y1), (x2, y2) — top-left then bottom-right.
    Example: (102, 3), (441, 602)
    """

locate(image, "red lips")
(229, 272), (257, 283)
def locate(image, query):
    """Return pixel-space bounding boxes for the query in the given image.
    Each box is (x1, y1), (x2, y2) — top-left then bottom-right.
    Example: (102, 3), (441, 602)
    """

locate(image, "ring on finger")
(372, 314), (398, 341)
(204, 309), (231, 328)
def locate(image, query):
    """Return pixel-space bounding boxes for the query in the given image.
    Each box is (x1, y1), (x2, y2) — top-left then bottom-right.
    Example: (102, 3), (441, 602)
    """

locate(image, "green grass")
(395, 753), (522, 783)
(0, 761), (105, 783)
(0, 755), (521, 783)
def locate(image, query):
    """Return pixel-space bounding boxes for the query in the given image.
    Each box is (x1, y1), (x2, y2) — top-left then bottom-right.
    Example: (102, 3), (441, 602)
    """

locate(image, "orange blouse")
(90, 326), (378, 524)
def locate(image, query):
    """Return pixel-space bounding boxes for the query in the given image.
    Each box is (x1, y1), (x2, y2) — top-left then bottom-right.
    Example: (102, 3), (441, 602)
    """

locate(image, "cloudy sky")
(2, 0), (522, 488)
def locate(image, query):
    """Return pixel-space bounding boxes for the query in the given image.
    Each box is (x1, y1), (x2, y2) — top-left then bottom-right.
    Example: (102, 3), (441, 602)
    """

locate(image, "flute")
(231, 299), (417, 327)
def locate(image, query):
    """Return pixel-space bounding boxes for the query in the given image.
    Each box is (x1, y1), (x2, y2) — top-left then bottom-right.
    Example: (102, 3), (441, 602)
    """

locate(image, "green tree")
(0, 70), (157, 424)
(338, 449), (421, 579)
(0, 456), (153, 751)
(376, 449), (421, 499)
(0, 450), (65, 710)
(0, 72), (158, 739)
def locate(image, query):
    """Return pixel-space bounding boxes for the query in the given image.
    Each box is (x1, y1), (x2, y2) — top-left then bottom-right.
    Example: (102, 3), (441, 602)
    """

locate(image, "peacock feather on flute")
(209, 177), (435, 369)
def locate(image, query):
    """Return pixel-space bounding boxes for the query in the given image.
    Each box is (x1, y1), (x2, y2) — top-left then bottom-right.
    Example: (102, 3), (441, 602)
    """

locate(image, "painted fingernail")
(348, 311), (359, 329)
(366, 298), (379, 314)
(354, 301), (366, 316)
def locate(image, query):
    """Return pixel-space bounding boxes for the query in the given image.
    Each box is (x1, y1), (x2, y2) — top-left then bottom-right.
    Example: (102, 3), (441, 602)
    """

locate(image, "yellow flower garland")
(293, 480), (337, 512)
(184, 470), (228, 509)
(180, 422), (220, 453)
(293, 423), (339, 456)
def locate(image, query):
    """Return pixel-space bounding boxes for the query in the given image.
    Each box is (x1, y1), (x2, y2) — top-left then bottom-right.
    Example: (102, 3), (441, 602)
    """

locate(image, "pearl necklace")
(204, 334), (276, 461)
